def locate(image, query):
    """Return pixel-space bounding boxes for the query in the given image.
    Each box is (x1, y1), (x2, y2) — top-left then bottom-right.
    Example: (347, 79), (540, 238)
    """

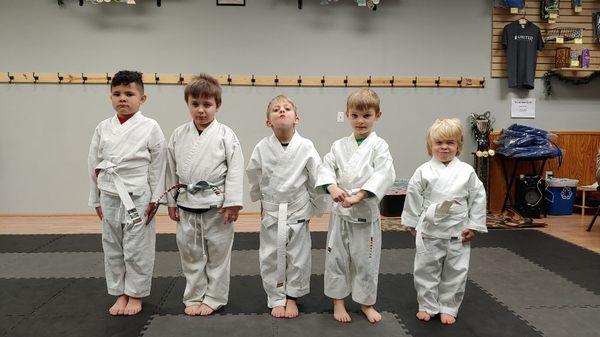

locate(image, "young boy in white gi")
(316, 88), (395, 324)
(166, 74), (244, 316)
(401, 118), (487, 325)
(88, 70), (167, 316)
(246, 95), (323, 319)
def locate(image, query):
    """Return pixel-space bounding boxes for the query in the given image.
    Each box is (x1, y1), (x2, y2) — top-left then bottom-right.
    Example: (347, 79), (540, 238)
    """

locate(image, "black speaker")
(515, 175), (545, 218)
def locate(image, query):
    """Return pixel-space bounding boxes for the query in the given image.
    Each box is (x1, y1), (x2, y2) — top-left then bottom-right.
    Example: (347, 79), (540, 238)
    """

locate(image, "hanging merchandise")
(594, 12), (600, 43)
(541, 0), (560, 22)
(502, 20), (545, 89)
(580, 48), (591, 68)
(571, 0), (582, 12)
(503, 0), (525, 9)
(544, 27), (583, 42)
(555, 47), (571, 68)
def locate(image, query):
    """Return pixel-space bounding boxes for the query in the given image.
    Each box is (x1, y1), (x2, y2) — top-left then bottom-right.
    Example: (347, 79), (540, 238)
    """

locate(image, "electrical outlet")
(545, 171), (553, 179)
(337, 111), (345, 122)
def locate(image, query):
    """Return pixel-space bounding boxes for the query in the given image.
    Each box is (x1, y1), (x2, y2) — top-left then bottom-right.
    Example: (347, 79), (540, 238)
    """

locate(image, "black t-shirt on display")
(502, 21), (544, 89)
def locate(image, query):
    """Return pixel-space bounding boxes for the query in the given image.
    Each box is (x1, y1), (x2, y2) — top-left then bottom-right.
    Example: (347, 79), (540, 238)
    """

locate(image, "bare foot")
(333, 299), (351, 323)
(124, 297), (142, 316)
(270, 305), (286, 318)
(416, 311), (431, 321)
(108, 295), (128, 316)
(198, 303), (215, 316)
(285, 299), (299, 318)
(184, 304), (203, 316)
(361, 305), (382, 323)
(440, 313), (456, 325)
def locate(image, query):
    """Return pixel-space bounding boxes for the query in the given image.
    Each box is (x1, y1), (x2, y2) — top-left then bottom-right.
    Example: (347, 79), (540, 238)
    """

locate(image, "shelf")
(550, 67), (600, 78)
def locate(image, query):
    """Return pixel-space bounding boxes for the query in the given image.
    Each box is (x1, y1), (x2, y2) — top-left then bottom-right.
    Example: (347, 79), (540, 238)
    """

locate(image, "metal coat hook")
(389, 76), (394, 87)
(457, 77), (463, 87)
(321, 76), (325, 87)
(367, 76), (372, 87)
(154, 73), (160, 84)
(58, 73), (64, 83)
(33, 72), (39, 84)
(297, 75), (302, 86)
(251, 75), (256, 86)
(7, 72), (13, 84)
(227, 74), (232, 85)
(274, 75), (279, 86)
(106, 73), (112, 83)
(480, 77), (486, 86)
(343, 76), (348, 87)
(179, 74), (184, 84)
(435, 77), (440, 88)
(82, 73), (88, 84)
(412, 77), (417, 87)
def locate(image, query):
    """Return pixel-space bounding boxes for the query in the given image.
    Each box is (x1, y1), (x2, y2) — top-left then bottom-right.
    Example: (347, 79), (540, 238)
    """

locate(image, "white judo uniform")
(166, 120), (244, 310)
(88, 112), (167, 298)
(246, 132), (324, 308)
(401, 157), (487, 317)
(316, 132), (395, 305)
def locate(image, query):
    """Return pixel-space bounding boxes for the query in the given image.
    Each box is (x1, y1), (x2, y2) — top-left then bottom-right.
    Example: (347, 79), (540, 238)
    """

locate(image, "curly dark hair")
(111, 70), (144, 93)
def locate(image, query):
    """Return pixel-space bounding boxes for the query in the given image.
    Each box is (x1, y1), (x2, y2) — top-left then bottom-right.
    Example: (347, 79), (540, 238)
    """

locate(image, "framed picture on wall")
(217, 0), (245, 5)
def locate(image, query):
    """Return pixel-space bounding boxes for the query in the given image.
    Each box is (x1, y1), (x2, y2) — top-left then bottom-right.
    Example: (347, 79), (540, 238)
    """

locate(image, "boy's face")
(432, 138), (458, 163)
(346, 107), (381, 138)
(187, 95), (219, 130)
(266, 99), (299, 131)
(111, 83), (146, 117)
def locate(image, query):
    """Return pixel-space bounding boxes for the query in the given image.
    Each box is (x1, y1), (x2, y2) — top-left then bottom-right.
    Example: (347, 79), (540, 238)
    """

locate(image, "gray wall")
(0, 0), (598, 214)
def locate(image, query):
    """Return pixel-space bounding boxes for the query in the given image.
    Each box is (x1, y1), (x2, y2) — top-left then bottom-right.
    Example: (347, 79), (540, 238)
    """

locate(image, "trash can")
(545, 178), (579, 215)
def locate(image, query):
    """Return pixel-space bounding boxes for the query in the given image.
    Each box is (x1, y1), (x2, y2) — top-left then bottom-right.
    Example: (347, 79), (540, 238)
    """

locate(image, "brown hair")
(346, 88), (380, 113)
(184, 73), (222, 106)
(266, 95), (297, 118)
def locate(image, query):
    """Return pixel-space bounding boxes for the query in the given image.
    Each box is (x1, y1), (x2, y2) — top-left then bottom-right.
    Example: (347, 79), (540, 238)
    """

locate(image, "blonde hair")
(266, 95), (297, 119)
(346, 88), (380, 113)
(184, 73), (222, 106)
(426, 118), (464, 156)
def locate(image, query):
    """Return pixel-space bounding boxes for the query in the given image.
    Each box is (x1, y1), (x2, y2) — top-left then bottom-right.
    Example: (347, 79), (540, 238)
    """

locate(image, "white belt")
(261, 191), (310, 288)
(327, 203), (376, 259)
(415, 200), (467, 252)
(96, 161), (142, 225)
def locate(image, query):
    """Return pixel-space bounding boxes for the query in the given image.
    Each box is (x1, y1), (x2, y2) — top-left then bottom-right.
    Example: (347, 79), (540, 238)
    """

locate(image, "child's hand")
(409, 228), (416, 237)
(341, 190), (367, 208)
(168, 207), (180, 222)
(144, 202), (158, 226)
(95, 206), (103, 221)
(220, 206), (241, 224)
(327, 185), (349, 203)
(461, 228), (476, 242)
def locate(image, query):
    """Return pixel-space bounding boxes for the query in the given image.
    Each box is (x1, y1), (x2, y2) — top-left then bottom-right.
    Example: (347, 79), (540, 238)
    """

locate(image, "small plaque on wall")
(511, 98), (536, 119)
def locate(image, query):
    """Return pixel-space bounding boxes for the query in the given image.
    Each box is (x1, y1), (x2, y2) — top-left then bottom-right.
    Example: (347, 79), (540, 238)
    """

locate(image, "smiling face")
(187, 95), (220, 130)
(346, 107), (381, 138)
(266, 98), (299, 131)
(110, 83), (146, 117)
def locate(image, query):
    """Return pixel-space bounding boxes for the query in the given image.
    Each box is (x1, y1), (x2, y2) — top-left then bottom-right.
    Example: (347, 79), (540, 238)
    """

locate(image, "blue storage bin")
(545, 178), (578, 215)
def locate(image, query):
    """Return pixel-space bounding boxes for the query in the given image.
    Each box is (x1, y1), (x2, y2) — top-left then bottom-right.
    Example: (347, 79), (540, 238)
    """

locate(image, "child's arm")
(245, 145), (263, 203)
(221, 132), (244, 223)
(305, 145), (326, 216)
(146, 124), (167, 225)
(465, 171), (487, 235)
(359, 141), (396, 201)
(165, 133), (179, 221)
(401, 170), (425, 233)
(87, 126), (102, 219)
(315, 145), (347, 202)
